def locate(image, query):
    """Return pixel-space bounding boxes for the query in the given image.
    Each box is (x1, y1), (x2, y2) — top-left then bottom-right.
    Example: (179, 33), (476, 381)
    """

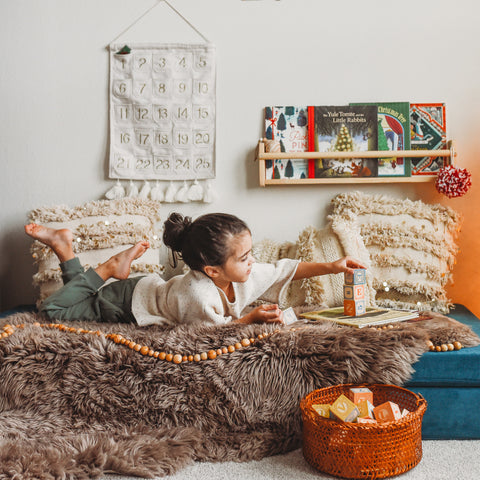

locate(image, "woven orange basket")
(300, 384), (427, 479)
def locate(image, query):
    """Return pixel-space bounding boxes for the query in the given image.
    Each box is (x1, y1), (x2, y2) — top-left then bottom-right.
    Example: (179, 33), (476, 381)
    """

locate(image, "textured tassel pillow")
(329, 192), (462, 313)
(28, 198), (164, 305)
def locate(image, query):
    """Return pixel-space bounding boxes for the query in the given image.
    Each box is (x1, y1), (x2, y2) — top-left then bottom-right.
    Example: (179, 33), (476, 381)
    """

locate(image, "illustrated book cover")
(351, 102), (411, 177)
(307, 105), (378, 178)
(264, 106), (309, 180)
(409, 103), (447, 175)
(299, 306), (419, 328)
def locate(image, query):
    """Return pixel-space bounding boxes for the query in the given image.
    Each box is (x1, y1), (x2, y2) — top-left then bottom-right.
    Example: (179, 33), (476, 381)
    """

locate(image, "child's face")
(217, 230), (255, 283)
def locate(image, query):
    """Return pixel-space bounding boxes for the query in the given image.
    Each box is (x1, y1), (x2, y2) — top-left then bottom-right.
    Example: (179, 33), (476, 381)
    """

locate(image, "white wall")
(1, 0), (479, 311)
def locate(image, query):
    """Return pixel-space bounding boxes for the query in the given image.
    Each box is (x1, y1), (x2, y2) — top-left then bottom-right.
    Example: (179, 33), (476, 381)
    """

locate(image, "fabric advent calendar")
(109, 43), (216, 181)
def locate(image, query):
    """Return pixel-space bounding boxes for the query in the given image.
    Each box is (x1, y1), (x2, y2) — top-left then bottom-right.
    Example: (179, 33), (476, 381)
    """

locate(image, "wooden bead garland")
(371, 324), (463, 352)
(0, 322), (281, 365)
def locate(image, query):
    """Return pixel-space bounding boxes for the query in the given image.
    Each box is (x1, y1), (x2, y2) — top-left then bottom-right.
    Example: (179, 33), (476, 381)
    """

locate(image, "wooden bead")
(182, 355), (188, 362)
(435, 346), (442, 352)
(426, 340), (434, 348)
(153, 351), (160, 358)
(453, 341), (462, 350)
(166, 353), (174, 362)
(159, 352), (166, 360)
(188, 355), (194, 362)
(134, 344), (142, 352)
(227, 345), (235, 353)
(128, 341), (136, 349)
(207, 350), (217, 359)
(216, 349), (222, 356)
(200, 352), (208, 361)
(173, 354), (183, 364)
(148, 349), (155, 356)
(441, 344), (448, 352)
(257, 334), (264, 340)
(193, 354), (201, 362)
(140, 346), (149, 355)
(447, 343), (454, 351)
(234, 342), (242, 350)
(429, 345), (435, 351)
(250, 338), (255, 344)
(241, 338), (251, 347)
(222, 347), (228, 354)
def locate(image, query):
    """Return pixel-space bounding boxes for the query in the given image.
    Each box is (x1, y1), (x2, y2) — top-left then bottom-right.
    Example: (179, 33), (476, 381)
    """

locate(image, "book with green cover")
(351, 102), (411, 177)
(308, 105), (378, 178)
(299, 306), (419, 328)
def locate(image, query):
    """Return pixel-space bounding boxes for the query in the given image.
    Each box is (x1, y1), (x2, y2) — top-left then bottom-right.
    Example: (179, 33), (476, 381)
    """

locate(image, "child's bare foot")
(96, 241), (150, 281)
(24, 223), (75, 262)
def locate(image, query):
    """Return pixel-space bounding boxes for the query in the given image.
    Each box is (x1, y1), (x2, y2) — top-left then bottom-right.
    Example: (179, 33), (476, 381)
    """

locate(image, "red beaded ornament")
(435, 165), (472, 198)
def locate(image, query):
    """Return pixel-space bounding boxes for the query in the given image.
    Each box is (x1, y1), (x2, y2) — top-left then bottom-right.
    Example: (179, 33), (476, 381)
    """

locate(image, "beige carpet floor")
(105, 440), (480, 480)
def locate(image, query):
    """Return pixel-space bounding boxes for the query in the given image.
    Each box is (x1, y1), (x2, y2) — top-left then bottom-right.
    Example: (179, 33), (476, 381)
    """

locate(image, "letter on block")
(344, 268), (366, 285)
(373, 401), (403, 423)
(330, 394), (360, 422)
(349, 387), (373, 405)
(312, 404), (330, 418)
(344, 284), (365, 300)
(344, 299), (366, 316)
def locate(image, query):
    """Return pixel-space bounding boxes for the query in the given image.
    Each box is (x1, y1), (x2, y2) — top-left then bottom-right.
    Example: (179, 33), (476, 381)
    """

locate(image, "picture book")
(299, 306), (419, 328)
(264, 106), (309, 180)
(351, 102), (411, 177)
(307, 105), (378, 178)
(409, 103), (447, 175)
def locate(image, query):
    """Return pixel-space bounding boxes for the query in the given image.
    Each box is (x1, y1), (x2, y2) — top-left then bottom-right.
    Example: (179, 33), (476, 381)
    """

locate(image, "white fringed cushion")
(329, 192), (462, 313)
(29, 198), (164, 303)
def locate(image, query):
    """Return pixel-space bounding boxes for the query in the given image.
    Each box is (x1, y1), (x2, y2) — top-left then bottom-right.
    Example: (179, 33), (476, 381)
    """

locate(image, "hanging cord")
(110, 0), (210, 45)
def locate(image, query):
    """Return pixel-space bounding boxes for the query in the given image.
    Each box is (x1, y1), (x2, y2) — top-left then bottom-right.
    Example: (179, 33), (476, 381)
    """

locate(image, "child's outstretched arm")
(293, 256), (366, 281)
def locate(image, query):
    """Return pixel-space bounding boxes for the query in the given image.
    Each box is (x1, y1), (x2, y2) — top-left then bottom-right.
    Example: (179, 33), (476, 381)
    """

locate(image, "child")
(25, 212), (366, 326)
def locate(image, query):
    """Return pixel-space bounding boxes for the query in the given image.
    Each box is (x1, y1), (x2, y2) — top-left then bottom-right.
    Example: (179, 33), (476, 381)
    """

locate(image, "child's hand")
(331, 256), (367, 275)
(245, 304), (284, 324)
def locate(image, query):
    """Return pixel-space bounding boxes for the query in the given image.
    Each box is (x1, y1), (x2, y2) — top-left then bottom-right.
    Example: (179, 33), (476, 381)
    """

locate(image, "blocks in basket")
(357, 417), (377, 424)
(329, 394), (360, 422)
(348, 387), (373, 405)
(311, 404), (330, 418)
(356, 399), (375, 419)
(373, 401), (403, 423)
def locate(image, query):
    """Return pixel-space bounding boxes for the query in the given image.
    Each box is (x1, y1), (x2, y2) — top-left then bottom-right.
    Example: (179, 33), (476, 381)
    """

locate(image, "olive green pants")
(39, 257), (143, 323)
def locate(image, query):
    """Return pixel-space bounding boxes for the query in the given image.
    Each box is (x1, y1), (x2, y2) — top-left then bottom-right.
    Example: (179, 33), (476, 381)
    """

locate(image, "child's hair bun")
(163, 212), (193, 253)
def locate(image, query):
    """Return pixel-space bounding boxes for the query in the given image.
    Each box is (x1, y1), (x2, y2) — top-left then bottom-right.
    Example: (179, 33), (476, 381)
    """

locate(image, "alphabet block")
(357, 417), (377, 424)
(356, 400), (375, 419)
(312, 404), (331, 418)
(330, 394), (360, 422)
(344, 299), (366, 316)
(349, 387), (373, 405)
(344, 269), (366, 285)
(344, 284), (365, 300)
(373, 401), (403, 423)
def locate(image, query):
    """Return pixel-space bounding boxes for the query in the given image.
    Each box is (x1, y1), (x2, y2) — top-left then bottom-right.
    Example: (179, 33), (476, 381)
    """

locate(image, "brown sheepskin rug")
(0, 311), (478, 479)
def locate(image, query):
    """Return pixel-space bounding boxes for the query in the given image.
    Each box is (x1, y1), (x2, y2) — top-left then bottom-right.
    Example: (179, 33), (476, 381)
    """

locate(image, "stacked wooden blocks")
(344, 268), (366, 316)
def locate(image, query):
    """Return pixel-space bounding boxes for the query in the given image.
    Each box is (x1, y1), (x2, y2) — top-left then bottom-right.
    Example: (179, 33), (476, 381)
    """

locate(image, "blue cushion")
(407, 305), (480, 387)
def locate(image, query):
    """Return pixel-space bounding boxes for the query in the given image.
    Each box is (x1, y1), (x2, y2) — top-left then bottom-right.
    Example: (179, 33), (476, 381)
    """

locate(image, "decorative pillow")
(329, 191), (462, 313)
(28, 198), (164, 304)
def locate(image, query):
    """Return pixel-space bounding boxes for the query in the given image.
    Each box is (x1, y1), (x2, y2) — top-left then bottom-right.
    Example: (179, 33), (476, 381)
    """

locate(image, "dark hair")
(163, 212), (250, 271)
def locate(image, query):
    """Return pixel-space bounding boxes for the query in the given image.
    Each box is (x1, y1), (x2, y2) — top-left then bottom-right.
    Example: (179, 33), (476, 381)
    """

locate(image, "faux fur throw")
(0, 311), (478, 479)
